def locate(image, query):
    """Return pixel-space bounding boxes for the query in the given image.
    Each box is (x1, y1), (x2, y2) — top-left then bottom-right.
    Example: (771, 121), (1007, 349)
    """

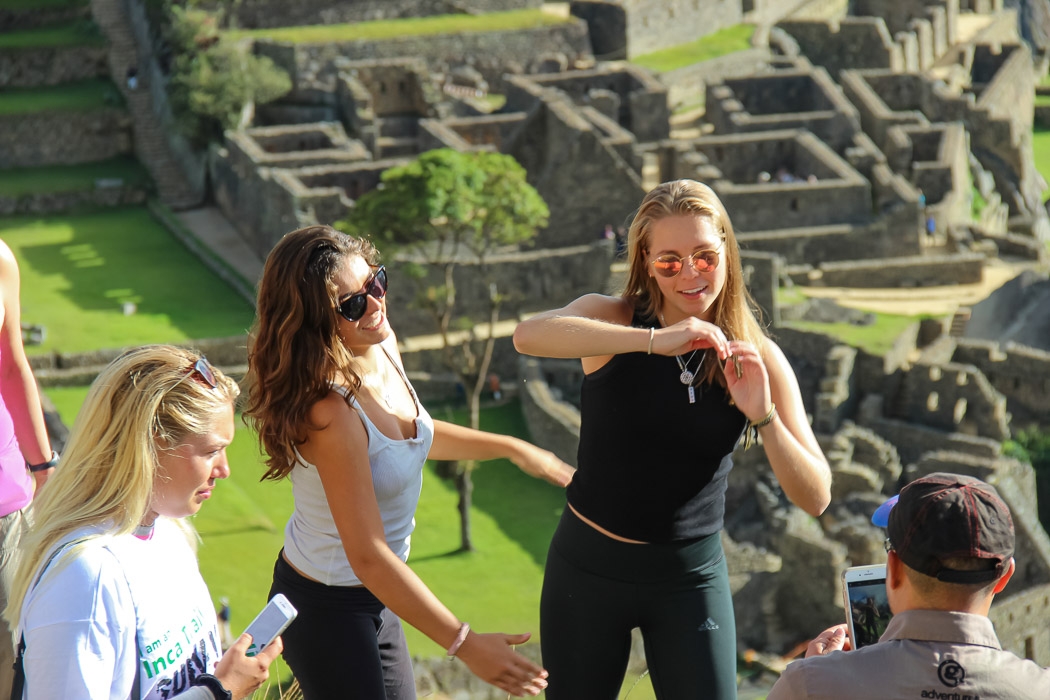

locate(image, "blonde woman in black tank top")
(514, 180), (832, 699)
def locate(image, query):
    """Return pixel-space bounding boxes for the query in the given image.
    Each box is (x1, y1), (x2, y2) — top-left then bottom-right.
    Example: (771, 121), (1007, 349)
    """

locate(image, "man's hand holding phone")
(804, 624), (852, 658)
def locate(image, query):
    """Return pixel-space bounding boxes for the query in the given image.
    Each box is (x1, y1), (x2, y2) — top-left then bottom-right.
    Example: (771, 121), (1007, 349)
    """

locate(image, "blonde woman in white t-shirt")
(3, 345), (281, 700)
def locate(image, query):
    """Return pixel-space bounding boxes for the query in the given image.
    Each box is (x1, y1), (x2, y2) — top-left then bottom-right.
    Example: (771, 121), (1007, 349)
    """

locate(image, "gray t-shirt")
(768, 609), (1050, 699)
(283, 340), (435, 587)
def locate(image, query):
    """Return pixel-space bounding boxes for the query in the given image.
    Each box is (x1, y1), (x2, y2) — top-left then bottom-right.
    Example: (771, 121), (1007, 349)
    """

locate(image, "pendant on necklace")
(679, 369), (695, 385)
(688, 385), (696, 404)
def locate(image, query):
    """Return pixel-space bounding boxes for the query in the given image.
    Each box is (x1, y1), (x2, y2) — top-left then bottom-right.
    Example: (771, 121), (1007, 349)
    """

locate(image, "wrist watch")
(26, 451), (59, 473)
(192, 674), (232, 700)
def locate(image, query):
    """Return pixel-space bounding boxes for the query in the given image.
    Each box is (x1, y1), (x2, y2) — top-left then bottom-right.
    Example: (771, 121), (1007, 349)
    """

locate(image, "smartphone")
(243, 593), (298, 657)
(841, 564), (893, 649)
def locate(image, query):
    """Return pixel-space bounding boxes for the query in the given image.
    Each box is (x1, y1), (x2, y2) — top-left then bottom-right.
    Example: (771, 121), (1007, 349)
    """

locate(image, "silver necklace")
(660, 312), (705, 403)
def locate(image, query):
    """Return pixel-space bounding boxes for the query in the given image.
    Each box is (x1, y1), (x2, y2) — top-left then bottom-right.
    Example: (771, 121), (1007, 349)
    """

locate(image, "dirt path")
(797, 259), (1042, 316)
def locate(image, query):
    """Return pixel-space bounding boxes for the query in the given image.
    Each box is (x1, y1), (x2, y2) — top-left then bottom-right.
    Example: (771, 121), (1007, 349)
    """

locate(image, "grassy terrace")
(785, 312), (924, 356)
(4, 206), (255, 354)
(0, 157), (150, 197)
(0, 79), (122, 115)
(0, 18), (103, 49)
(227, 8), (573, 43)
(632, 24), (755, 73)
(0, 0), (88, 8)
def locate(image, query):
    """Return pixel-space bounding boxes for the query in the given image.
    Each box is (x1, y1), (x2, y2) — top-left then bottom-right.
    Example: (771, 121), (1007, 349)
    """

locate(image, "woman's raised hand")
(213, 633), (283, 700)
(721, 340), (772, 423)
(651, 316), (731, 359)
(455, 631), (549, 697)
(509, 441), (575, 487)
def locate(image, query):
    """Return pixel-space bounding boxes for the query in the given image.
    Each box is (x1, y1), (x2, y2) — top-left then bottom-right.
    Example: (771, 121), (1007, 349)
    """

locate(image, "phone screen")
(845, 576), (893, 648)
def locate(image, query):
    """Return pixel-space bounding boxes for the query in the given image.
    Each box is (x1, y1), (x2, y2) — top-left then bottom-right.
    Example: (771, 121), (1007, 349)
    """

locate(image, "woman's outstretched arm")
(429, 420), (574, 487)
(302, 394), (548, 697)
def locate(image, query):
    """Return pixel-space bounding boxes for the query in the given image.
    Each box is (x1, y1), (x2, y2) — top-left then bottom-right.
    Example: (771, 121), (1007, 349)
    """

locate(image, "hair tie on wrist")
(27, 451), (59, 473)
(447, 622), (470, 657)
(647, 327), (654, 355)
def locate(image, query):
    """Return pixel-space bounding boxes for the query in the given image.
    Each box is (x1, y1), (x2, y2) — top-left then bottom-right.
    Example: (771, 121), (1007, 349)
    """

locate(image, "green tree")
(342, 148), (549, 552)
(165, 4), (291, 146)
(1003, 426), (1050, 531)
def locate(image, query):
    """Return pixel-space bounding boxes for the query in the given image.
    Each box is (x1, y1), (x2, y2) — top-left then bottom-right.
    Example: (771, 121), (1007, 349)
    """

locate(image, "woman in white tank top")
(244, 225), (574, 699)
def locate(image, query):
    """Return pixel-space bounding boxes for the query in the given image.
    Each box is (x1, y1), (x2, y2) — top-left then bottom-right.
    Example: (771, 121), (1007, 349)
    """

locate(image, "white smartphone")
(841, 564), (893, 649)
(243, 593), (298, 657)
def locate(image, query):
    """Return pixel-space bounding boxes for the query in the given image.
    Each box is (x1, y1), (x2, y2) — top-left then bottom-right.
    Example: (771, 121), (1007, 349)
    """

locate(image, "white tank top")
(282, 344), (435, 586)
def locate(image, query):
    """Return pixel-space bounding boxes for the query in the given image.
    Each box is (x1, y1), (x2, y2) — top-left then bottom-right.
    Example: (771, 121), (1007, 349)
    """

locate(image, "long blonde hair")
(244, 225), (378, 481)
(4, 345), (239, 632)
(622, 179), (766, 386)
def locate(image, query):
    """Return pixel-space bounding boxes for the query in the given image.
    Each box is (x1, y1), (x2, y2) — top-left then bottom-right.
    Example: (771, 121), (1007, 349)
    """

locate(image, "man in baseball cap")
(768, 472), (1050, 699)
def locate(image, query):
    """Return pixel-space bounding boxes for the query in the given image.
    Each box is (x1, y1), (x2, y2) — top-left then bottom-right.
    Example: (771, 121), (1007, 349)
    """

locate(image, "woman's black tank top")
(567, 317), (748, 542)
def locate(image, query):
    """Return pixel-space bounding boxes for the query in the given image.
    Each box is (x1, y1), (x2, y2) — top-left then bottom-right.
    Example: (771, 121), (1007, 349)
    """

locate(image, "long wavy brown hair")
(621, 179), (766, 387)
(244, 224), (379, 480)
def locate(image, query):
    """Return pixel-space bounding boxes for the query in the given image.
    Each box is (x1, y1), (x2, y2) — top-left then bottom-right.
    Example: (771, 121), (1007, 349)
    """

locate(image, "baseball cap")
(871, 472), (1014, 584)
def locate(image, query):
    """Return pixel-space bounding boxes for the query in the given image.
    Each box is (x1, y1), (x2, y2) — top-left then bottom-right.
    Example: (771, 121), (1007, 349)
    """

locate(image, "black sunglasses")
(337, 266), (388, 322)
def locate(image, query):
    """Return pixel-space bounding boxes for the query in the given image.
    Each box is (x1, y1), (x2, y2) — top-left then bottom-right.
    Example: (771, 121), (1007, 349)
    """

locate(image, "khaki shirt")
(768, 609), (1050, 700)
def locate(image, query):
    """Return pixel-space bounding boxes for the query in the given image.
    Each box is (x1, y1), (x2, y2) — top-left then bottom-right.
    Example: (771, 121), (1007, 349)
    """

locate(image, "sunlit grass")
(0, 157), (149, 197)
(3, 206), (255, 354)
(0, 79), (122, 115)
(632, 24), (755, 73)
(228, 9), (572, 44)
(785, 312), (921, 355)
(0, 19), (102, 49)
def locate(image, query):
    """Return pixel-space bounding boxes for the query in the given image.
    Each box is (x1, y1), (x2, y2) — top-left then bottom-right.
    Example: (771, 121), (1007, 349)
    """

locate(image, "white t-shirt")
(20, 519), (222, 700)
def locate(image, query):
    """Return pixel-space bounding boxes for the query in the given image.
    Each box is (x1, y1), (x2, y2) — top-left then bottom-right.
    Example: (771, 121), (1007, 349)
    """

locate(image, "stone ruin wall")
(569, 0), (742, 60)
(0, 45), (109, 88)
(0, 107), (132, 168)
(386, 241), (615, 334)
(260, 20), (592, 97)
(952, 338), (1050, 425)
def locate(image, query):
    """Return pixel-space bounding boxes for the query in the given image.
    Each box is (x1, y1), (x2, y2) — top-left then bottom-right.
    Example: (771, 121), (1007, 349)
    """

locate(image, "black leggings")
(269, 553), (415, 699)
(540, 509), (737, 700)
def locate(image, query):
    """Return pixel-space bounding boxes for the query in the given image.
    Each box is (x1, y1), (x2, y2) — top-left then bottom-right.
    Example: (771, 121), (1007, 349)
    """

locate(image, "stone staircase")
(90, 0), (202, 209)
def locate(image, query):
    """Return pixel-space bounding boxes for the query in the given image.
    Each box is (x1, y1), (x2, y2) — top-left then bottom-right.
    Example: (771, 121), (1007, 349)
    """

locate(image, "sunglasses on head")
(188, 356), (218, 389)
(338, 266), (388, 322)
(650, 246), (722, 278)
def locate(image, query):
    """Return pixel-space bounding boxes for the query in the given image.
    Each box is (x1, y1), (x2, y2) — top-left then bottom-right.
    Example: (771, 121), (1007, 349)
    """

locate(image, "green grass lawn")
(228, 8), (572, 43)
(785, 312), (921, 355)
(0, 157), (150, 197)
(3, 206), (255, 354)
(632, 24), (755, 73)
(0, 19), (103, 49)
(1033, 129), (1050, 194)
(0, 0), (88, 8)
(0, 79), (122, 116)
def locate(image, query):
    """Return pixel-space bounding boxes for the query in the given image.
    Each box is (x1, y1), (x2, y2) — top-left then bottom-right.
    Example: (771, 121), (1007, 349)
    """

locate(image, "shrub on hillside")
(164, 4), (291, 146)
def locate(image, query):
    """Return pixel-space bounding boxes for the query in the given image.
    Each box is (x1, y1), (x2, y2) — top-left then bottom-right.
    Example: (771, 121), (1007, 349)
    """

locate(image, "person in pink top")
(0, 239), (57, 697)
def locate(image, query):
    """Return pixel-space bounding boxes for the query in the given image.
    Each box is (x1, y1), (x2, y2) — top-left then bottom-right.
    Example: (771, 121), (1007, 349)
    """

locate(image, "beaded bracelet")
(743, 403), (777, 450)
(751, 403), (778, 430)
(447, 622), (470, 657)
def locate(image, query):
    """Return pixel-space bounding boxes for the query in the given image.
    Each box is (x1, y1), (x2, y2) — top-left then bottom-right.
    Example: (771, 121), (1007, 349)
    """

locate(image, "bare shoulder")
(305, 389), (359, 434)
(562, 293), (634, 326)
